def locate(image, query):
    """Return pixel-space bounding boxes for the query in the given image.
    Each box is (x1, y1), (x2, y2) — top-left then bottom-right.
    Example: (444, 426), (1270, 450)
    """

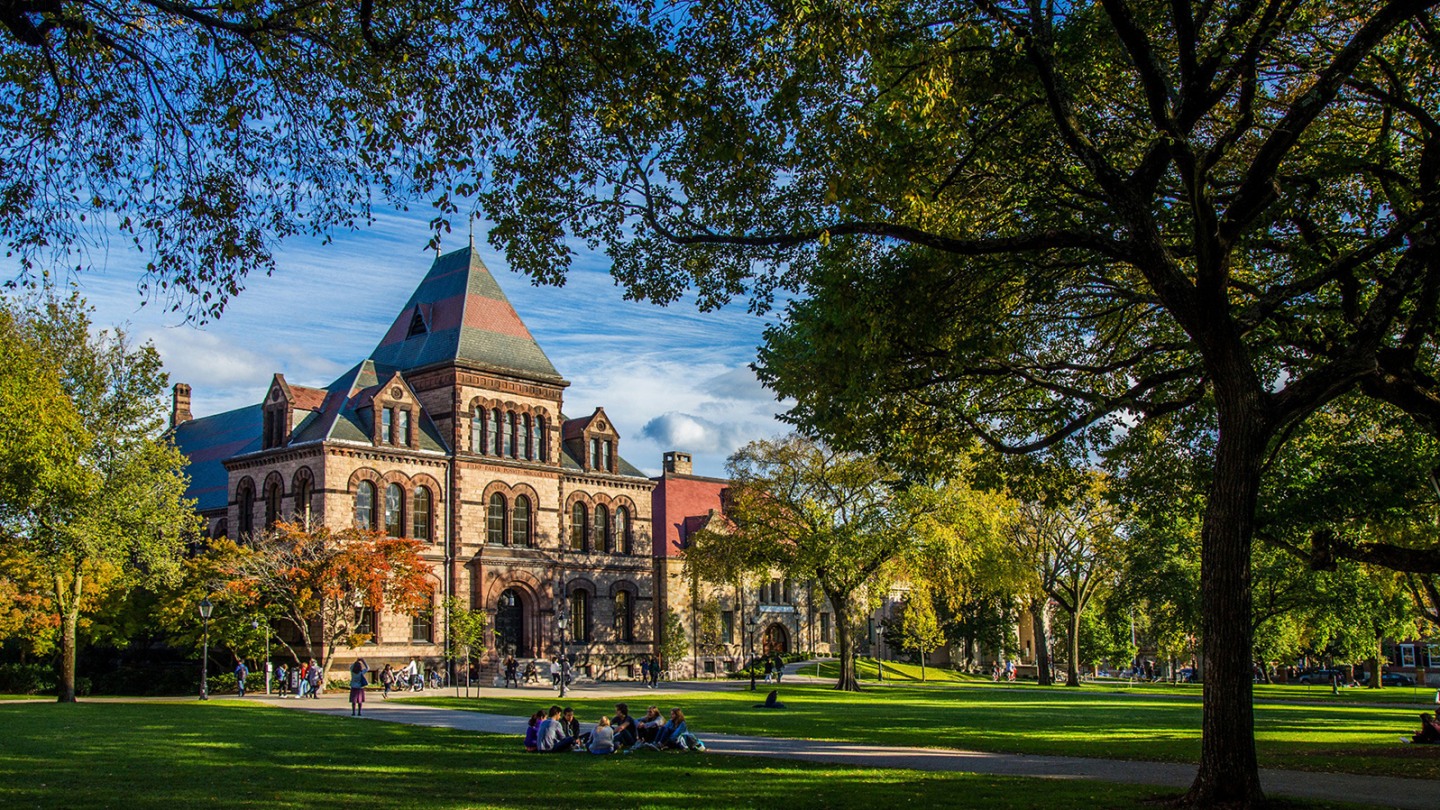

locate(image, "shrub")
(0, 663), (56, 695)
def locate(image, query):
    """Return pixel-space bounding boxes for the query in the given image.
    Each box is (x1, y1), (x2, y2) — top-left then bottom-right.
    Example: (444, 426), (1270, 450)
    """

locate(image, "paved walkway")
(262, 690), (1436, 809)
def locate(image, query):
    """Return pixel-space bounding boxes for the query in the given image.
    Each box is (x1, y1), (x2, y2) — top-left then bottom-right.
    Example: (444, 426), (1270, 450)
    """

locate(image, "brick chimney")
(171, 383), (193, 428)
(663, 451), (693, 476)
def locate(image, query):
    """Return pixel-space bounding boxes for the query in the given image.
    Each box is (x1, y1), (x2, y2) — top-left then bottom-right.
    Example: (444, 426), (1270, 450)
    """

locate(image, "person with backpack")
(234, 659), (249, 698)
(275, 663), (289, 697)
(379, 663), (395, 699)
(306, 659), (322, 697)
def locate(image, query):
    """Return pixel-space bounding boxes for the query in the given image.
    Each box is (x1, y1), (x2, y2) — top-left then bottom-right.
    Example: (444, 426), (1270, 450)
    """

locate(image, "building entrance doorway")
(762, 623), (789, 654)
(495, 589), (525, 656)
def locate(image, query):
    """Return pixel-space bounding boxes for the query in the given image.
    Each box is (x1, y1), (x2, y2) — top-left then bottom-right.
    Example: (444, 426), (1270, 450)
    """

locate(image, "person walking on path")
(275, 663), (289, 697)
(349, 659), (369, 716)
(234, 659), (249, 698)
(763, 657), (774, 684)
(773, 655), (784, 683)
(650, 657), (660, 687)
(306, 659), (322, 698)
(380, 664), (395, 699)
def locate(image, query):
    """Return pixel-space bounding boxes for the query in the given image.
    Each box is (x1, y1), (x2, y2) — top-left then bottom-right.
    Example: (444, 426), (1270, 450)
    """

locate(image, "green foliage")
(0, 2), (477, 321)
(661, 609), (689, 669)
(894, 586), (945, 681)
(444, 596), (488, 662)
(0, 295), (198, 700)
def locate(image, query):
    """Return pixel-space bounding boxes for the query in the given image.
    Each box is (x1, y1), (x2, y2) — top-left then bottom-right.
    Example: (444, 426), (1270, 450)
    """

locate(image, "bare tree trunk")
(1368, 641), (1383, 690)
(56, 571), (81, 703)
(1066, 607), (1082, 688)
(1029, 597), (1052, 686)
(1186, 405), (1264, 806)
(829, 590), (860, 691)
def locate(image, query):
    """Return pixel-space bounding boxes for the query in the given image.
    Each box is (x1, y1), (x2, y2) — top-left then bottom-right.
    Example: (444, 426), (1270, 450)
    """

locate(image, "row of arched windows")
(354, 481), (434, 542)
(569, 502), (634, 554)
(235, 472), (314, 538)
(486, 493), (534, 547)
(472, 405), (548, 462)
(565, 588), (634, 643)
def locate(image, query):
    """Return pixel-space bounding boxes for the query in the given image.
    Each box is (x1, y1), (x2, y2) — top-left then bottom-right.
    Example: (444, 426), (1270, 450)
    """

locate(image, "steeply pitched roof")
(369, 247), (565, 383)
(171, 405), (261, 513)
(289, 360), (448, 453)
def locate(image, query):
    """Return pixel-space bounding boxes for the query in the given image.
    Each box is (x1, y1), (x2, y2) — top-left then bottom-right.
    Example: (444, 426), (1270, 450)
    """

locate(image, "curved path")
(264, 687), (1434, 809)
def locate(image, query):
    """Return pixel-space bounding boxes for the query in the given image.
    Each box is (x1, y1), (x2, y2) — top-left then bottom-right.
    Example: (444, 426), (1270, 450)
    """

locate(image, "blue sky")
(47, 210), (790, 478)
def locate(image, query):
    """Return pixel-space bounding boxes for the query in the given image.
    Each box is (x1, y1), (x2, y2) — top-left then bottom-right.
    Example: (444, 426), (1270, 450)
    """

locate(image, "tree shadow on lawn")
(0, 702), (1174, 810)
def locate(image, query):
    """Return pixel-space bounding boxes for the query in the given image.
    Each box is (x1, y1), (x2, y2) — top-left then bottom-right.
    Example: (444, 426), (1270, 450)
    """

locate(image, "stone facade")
(174, 247), (657, 680)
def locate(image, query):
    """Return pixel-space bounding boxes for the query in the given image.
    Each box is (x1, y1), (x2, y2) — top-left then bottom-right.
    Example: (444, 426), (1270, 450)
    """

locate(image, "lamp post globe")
(198, 597), (214, 701)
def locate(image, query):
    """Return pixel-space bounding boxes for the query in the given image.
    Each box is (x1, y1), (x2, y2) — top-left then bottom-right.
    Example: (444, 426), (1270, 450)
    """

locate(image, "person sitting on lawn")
(1408, 712), (1440, 744)
(537, 705), (577, 753)
(588, 716), (616, 755)
(655, 708), (689, 750)
(524, 710), (545, 752)
(635, 705), (664, 744)
(562, 706), (591, 746)
(612, 703), (637, 749)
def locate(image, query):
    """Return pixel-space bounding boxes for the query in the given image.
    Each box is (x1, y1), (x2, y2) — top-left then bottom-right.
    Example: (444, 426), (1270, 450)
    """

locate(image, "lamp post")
(252, 616), (271, 695)
(556, 608), (570, 699)
(198, 597), (213, 700)
(747, 615), (760, 691)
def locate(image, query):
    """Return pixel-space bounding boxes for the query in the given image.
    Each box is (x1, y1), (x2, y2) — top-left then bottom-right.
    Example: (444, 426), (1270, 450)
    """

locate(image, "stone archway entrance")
(495, 588), (525, 657)
(762, 623), (789, 655)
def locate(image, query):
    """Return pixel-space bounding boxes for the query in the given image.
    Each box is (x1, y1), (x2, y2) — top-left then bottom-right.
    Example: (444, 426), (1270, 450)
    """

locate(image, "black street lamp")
(556, 609), (570, 699)
(198, 597), (213, 700)
(747, 615), (760, 691)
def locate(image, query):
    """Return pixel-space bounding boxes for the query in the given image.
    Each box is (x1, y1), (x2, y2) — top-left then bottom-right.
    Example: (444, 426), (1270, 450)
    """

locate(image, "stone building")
(650, 451), (841, 678)
(172, 247), (656, 679)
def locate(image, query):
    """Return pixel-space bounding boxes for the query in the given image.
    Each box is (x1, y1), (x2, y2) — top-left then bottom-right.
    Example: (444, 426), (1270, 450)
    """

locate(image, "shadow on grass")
(0, 701), (1190, 810)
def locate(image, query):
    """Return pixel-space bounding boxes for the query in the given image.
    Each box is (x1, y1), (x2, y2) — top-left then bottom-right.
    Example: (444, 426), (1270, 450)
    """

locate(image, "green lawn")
(412, 682), (1440, 781)
(0, 701), (1224, 810)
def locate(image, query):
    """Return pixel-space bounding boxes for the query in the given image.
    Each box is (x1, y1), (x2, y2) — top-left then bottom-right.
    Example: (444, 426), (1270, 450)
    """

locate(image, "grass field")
(0, 700), (1231, 810)
(412, 681), (1440, 781)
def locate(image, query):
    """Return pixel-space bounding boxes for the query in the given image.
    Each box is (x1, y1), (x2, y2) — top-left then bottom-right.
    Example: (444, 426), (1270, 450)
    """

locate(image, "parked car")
(1296, 668), (1344, 684)
(1361, 672), (1417, 687)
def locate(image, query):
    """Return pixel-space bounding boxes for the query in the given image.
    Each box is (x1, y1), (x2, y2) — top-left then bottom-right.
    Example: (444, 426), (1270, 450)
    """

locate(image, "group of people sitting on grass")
(524, 703), (702, 754)
(1404, 712), (1440, 744)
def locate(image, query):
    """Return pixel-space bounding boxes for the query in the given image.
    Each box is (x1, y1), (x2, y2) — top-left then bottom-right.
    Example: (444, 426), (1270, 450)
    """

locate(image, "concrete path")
(263, 692), (1436, 809)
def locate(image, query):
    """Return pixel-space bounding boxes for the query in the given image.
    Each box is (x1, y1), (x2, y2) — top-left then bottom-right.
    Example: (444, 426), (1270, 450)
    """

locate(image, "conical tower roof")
(369, 247), (564, 383)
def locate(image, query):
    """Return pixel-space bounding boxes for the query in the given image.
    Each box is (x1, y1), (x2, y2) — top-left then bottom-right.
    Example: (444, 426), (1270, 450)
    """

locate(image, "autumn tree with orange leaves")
(169, 522), (432, 687)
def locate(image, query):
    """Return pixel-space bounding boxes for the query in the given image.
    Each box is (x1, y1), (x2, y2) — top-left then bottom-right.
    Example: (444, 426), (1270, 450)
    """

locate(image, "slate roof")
(369, 247), (564, 383)
(555, 412), (648, 479)
(171, 405), (261, 513)
(288, 360), (448, 453)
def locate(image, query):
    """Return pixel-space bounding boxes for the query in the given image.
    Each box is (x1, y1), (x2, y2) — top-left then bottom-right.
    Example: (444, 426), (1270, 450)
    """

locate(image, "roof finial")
(469, 218), (475, 250)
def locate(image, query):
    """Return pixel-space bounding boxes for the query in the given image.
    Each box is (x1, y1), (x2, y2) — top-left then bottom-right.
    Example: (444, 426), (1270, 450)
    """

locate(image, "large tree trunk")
(1186, 403), (1265, 806)
(829, 590), (860, 691)
(56, 571), (81, 703)
(1368, 642), (1383, 690)
(1066, 607), (1082, 688)
(1029, 597), (1052, 686)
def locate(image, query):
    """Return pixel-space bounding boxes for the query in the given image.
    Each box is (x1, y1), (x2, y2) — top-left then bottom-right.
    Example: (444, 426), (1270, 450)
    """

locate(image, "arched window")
(594, 504), (610, 552)
(354, 481), (376, 530)
(511, 495), (531, 547)
(783, 578), (793, 603)
(770, 579), (782, 604)
(412, 486), (432, 542)
(614, 590), (633, 642)
(501, 411), (513, 457)
(522, 414), (533, 460)
(237, 481), (254, 537)
(384, 483), (404, 536)
(507, 411), (519, 458)
(570, 590), (590, 643)
(293, 475), (313, 524)
(616, 506), (631, 555)
(471, 405), (483, 453)
(570, 502), (587, 551)
(264, 479), (282, 528)
(489, 408), (502, 455)
(534, 416), (546, 462)
(488, 492), (507, 545)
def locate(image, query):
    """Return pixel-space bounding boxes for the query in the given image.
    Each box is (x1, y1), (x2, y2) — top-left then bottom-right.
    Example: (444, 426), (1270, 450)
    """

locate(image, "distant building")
(172, 247), (656, 679)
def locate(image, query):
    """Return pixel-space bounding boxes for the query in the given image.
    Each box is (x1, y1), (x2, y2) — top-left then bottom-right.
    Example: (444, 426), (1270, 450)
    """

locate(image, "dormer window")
(590, 437), (600, 470)
(398, 409), (411, 446)
(406, 307), (428, 338)
(602, 440), (613, 472)
(381, 407), (394, 444)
